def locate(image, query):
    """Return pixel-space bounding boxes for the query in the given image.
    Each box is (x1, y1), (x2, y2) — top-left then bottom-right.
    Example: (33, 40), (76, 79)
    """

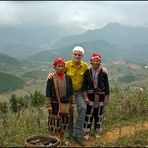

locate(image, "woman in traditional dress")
(45, 57), (75, 145)
(82, 53), (110, 140)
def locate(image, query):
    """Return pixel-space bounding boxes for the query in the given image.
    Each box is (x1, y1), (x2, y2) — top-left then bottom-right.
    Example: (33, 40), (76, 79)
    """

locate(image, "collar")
(91, 66), (102, 74)
(70, 60), (83, 67)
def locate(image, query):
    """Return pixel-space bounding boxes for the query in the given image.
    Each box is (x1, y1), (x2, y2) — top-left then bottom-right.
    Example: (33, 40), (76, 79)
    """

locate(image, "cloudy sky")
(0, 1), (148, 30)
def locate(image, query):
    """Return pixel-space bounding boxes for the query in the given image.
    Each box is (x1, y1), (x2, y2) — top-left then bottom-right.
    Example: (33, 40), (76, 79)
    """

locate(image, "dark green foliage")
(0, 72), (24, 93)
(30, 90), (45, 107)
(0, 102), (8, 116)
(9, 94), (25, 113)
(9, 94), (18, 113)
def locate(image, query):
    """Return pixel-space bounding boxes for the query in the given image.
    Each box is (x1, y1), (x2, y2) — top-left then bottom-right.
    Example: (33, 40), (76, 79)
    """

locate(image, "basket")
(25, 135), (60, 147)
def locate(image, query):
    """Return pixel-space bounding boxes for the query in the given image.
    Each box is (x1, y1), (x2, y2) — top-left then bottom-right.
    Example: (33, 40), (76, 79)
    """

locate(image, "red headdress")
(53, 58), (65, 68)
(90, 53), (102, 63)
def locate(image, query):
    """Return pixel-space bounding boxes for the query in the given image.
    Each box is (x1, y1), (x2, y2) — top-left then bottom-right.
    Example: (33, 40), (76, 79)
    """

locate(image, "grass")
(0, 86), (148, 147)
(0, 107), (48, 147)
(0, 61), (148, 146)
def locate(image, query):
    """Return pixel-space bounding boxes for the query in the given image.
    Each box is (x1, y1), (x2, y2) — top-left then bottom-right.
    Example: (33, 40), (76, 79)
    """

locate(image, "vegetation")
(0, 87), (147, 147)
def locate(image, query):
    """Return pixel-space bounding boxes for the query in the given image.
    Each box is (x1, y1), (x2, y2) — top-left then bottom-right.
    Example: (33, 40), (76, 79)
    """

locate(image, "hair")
(72, 46), (84, 54)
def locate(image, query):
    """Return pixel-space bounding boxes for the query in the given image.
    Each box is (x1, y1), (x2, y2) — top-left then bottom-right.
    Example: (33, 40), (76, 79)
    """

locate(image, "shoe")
(73, 136), (85, 146)
(96, 127), (102, 133)
(84, 134), (90, 141)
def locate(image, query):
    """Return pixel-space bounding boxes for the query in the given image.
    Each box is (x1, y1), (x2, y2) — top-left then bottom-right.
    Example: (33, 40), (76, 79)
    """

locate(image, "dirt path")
(68, 120), (148, 147)
(100, 121), (148, 144)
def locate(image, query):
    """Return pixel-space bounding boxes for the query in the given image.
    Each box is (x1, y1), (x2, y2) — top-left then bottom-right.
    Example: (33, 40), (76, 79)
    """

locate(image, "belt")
(87, 90), (105, 95)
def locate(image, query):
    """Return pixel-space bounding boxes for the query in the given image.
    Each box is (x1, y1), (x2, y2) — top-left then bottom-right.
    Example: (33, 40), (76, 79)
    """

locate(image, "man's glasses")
(74, 53), (82, 57)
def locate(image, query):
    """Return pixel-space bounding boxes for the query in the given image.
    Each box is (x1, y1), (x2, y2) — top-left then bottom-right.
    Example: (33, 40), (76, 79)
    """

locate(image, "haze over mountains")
(27, 23), (148, 64)
(0, 23), (148, 64)
(53, 23), (148, 48)
(0, 24), (85, 59)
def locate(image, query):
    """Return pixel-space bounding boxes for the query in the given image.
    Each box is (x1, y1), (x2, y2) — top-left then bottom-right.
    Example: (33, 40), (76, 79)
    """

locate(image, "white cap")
(73, 46), (84, 55)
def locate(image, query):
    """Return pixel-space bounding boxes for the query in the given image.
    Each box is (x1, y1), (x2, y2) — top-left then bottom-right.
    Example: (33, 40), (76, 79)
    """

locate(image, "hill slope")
(0, 71), (24, 93)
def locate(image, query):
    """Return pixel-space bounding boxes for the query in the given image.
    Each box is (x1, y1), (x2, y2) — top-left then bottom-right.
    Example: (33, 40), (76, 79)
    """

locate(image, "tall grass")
(0, 86), (147, 146)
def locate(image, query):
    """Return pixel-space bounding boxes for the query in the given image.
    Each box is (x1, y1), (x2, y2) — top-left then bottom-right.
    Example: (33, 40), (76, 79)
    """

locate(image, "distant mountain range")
(0, 23), (148, 64)
(27, 39), (148, 64)
(52, 23), (148, 49)
(0, 24), (85, 58)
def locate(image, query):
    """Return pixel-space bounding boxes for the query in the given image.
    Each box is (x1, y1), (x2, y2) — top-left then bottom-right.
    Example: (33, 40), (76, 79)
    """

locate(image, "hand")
(48, 106), (52, 113)
(102, 67), (108, 74)
(47, 72), (55, 79)
(82, 91), (89, 104)
(84, 98), (89, 104)
(70, 103), (76, 110)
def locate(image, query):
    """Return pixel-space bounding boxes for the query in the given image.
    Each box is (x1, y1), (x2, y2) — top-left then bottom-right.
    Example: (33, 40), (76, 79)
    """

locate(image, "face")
(91, 59), (101, 69)
(55, 62), (65, 74)
(72, 51), (83, 63)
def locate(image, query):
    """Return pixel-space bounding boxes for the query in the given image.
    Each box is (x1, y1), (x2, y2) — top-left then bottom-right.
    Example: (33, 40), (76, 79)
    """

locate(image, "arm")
(45, 79), (53, 112)
(69, 76), (75, 104)
(81, 70), (89, 103)
(104, 74), (110, 105)
(68, 76), (76, 110)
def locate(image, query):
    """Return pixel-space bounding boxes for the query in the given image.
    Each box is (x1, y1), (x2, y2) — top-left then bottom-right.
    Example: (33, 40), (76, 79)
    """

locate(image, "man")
(82, 53), (109, 140)
(65, 46), (88, 146)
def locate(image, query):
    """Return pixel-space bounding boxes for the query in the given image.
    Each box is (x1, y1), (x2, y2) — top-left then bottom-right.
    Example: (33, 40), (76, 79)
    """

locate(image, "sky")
(0, 1), (148, 30)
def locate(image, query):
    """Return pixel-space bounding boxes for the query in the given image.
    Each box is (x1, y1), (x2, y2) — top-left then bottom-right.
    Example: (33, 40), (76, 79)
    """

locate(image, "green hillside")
(0, 72), (24, 93)
(21, 69), (49, 80)
(0, 53), (19, 65)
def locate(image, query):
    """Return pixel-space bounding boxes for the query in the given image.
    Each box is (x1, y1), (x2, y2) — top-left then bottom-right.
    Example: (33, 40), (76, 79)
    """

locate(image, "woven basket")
(25, 135), (60, 147)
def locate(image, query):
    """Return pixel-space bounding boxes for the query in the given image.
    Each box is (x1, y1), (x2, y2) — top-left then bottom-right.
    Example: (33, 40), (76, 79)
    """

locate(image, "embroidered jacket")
(82, 68), (109, 95)
(46, 74), (74, 115)
(46, 74), (73, 103)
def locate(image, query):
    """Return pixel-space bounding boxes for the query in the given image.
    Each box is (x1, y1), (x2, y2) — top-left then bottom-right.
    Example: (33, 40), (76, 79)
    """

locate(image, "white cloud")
(0, 1), (148, 29)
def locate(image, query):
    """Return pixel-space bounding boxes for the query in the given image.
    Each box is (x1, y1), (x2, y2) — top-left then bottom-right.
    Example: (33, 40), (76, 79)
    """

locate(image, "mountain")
(1, 22), (148, 63)
(121, 44), (148, 63)
(0, 25), (85, 59)
(27, 39), (148, 64)
(0, 53), (19, 65)
(52, 23), (148, 49)
(27, 39), (120, 63)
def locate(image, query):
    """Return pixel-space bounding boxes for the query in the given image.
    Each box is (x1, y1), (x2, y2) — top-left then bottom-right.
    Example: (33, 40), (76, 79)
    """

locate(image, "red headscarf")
(90, 53), (102, 62)
(53, 58), (65, 68)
